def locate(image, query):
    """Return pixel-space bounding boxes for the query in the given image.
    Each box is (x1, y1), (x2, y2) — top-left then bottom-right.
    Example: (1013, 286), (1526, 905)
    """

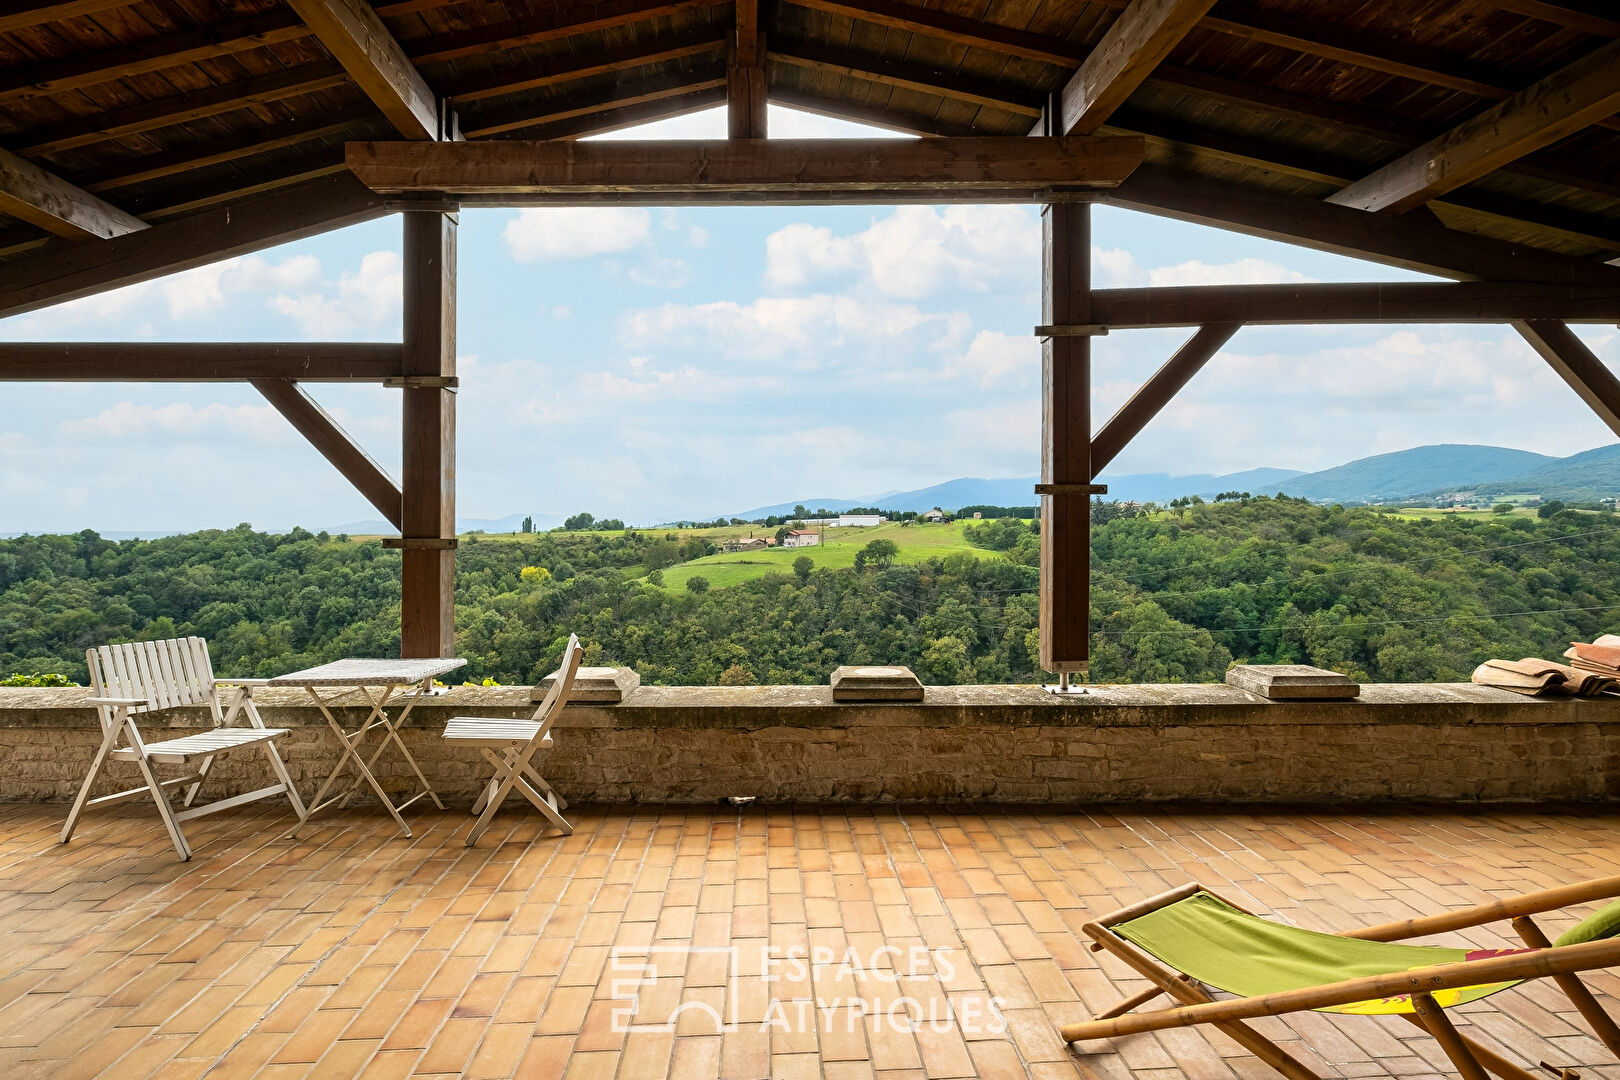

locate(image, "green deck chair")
(1061, 877), (1620, 1080)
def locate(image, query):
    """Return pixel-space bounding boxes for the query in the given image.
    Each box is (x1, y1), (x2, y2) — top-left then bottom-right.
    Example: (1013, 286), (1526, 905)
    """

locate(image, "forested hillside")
(3, 496), (1617, 686)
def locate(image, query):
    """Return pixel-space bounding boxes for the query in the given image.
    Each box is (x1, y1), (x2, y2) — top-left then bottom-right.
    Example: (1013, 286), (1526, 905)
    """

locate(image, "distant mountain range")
(728, 442), (1620, 518)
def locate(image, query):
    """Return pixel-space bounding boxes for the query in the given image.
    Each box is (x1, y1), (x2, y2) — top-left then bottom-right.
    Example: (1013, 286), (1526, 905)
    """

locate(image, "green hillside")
(650, 521), (998, 590)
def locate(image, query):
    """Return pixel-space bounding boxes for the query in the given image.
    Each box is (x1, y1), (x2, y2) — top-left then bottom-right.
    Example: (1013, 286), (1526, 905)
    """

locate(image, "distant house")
(835, 514), (884, 527)
(782, 530), (821, 548)
(922, 508), (946, 523)
(971, 512), (982, 519)
(720, 537), (769, 553)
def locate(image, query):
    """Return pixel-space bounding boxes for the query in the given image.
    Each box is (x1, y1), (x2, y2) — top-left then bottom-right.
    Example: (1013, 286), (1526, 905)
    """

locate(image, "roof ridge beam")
(728, 0), (767, 138)
(286, 0), (443, 140)
(1327, 38), (1620, 213)
(1058, 0), (1219, 135)
(0, 147), (145, 240)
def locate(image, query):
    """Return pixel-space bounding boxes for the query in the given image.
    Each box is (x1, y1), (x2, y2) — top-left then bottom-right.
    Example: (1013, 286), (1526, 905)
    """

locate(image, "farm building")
(780, 529), (821, 548)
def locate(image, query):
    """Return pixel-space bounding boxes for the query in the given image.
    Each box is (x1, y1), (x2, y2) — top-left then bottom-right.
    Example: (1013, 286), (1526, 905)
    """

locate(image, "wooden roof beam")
(253, 378), (403, 529)
(460, 71), (727, 138)
(409, 0), (724, 65)
(786, 0), (1086, 66)
(1329, 39), (1620, 213)
(447, 31), (725, 104)
(1514, 320), (1620, 438)
(1489, 0), (1620, 39)
(0, 147), (145, 240)
(0, 342), (404, 381)
(0, 173), (386, 320)
(286, 0), (443, 140)
(1104, 163), (1620, 286)
(503, 85), (728, 141)
(1083, 281), (1620, 329)
(768, 41), (1043, 117)
(1091, 323), (1238, 475)
(346, 137), (1146, 201)
(729, 0), (767, 138)
(1058, 0), (1219, 135)
(0, 0), (133, 33)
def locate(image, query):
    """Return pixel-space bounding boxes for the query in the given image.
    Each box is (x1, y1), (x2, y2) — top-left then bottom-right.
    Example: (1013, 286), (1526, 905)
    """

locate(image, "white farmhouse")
(781, 530), (821, 548)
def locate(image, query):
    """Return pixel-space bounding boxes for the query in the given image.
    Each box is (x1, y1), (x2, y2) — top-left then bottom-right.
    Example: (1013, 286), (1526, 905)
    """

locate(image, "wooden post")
(728, 0), (767, 138)
(400, 209), (457, 658)
(1039, 200), (1092, 674)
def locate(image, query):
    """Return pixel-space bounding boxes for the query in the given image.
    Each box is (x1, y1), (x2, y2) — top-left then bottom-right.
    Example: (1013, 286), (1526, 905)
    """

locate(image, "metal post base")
(1043, 670), (1090, 695)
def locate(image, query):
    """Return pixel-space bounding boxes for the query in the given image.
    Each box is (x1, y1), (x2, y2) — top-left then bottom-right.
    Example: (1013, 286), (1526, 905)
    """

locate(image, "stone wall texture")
(0, 682), (1613, 807)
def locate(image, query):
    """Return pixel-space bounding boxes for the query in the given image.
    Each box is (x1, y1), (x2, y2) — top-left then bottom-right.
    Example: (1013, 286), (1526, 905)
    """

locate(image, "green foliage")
(1539, 499), (1566, 519)
(563, 512), (595, 531)
(859, 539), (899, 569)
(686, 575), (711, 595)
(520, 516), (534, 533)
(1493, 503), (1515, 514)
(0, 672), (75, 687)
(3, 500), (1618, 688)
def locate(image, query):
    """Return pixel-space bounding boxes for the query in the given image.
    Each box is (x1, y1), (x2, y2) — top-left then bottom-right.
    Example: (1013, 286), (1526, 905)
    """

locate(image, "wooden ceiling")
(2, 0), (1619, 270)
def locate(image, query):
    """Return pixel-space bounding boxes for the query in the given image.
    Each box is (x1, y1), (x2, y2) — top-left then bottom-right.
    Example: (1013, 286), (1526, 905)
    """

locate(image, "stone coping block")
(831, 665), (923, 702)
(533, 666), (640, 704)
(1227, 664), (1361, 700)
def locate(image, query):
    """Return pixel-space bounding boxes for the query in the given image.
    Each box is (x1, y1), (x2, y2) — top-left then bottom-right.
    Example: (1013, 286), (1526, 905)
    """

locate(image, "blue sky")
(2, 105), (1616, 533)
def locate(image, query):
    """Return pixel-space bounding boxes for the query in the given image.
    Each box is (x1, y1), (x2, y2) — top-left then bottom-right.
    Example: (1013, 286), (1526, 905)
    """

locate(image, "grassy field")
(647, 521), (1003, 591)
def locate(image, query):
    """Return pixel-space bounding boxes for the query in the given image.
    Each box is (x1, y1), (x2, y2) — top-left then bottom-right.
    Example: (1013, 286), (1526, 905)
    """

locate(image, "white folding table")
(270, 657), (467, 837)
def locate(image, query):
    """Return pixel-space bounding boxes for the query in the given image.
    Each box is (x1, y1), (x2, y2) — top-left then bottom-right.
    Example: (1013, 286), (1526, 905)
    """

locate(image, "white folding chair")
(443, 634), (583, 845)
(63, 637), (307, 861)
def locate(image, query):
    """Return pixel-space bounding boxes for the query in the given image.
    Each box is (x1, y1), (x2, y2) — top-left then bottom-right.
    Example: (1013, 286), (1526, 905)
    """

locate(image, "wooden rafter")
(1081, 282), (1620, 329)
(787, 0), (1086, 66)
(1514, 320), (1620, 438)
(448, 30), (724, 104)
(1104, 163), (1620, 286)
(729, 0), (767, 138)
(0, 147), (145, 241)
(345, 137), (1146, 202)
(509, 85), (729, 142)
(1057, 0), (1218, 135)
(1489, 0), (1620, 38)
(0, 0), (132, 33)
(252, 379), (403, 529)
(460, 72), (728, 139)
(0, 342), (404, 381)
(0, 174), (386, 320)
(1090, 323), (1238, 475)
(408, 0), (724, 66)
(286, 0), (441, 140)
(768, 40), (1042, 117)
(1329, 39), (1620, 214)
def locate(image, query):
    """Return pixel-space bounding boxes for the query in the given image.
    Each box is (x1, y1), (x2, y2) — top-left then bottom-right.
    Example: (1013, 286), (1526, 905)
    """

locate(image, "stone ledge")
(0, 683), (1612, 804)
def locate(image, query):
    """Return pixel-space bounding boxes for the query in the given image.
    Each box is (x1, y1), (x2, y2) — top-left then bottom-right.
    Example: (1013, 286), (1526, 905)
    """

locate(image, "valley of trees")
(2, 495), (1617, 687)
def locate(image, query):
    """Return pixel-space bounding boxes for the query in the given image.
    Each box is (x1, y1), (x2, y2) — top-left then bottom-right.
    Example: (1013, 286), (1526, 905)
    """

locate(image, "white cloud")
(59, 401), (291, 443)
(1149, 257), (1315, 287)
(629, 257), (692, 289)
(764, 205), (1039, 299)
(621, 294), (967, 366)
(688, 225), (710, 249)
(552, 305), (572, 320)
(270, 250), (402, 338)
(159, 254), (323, 320)
(502, 208), (652, 261)
(945, 330), (1038, 389)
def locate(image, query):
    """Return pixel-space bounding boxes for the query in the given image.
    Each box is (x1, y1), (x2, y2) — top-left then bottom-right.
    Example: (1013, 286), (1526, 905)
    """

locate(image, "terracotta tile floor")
(0, 802), (1618, 1080)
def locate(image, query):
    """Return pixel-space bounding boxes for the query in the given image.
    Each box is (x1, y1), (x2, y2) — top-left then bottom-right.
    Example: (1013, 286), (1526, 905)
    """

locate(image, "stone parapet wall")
(0, 683), (1613, 805)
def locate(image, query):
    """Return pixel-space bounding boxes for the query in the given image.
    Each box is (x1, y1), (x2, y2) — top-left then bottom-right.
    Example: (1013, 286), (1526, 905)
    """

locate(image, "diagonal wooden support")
(1090, 322), (1239, 476)
(251, 378), (403, 530)
(286, 0), (442, 140)
(1513, 319), (1620, 439)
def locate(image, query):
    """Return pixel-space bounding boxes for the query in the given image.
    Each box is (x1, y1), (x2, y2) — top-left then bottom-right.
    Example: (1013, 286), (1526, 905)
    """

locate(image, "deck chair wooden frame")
(442, 635), (583, 846)
(63, 637), (307, 861)
(1062, 876), (1620, 1080)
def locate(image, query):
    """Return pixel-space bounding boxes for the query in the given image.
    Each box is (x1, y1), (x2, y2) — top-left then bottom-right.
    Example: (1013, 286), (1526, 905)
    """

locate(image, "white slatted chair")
(63, 637), (307, 861)
(443, 635), (583, 845)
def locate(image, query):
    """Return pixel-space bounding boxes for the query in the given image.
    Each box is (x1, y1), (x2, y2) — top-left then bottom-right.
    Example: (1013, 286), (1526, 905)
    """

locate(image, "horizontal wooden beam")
(1086, 282), (1620, 328)
(252, 378), (403, 529)
(0, 342), (405, 381)
(1489, 0), (1620, 38)
(287, 0), (441, 140)
(1104, 163), (1620, 286)
(0, 173), (387, 320)
(1059, 0), (1218, 135)
(1514, 320), (1620, 438)
(0, 147), (146, 240)
(346, 137), (1145, 201)
(1329, 39), (1620, 213)
(1091, 322), (1238, 475)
